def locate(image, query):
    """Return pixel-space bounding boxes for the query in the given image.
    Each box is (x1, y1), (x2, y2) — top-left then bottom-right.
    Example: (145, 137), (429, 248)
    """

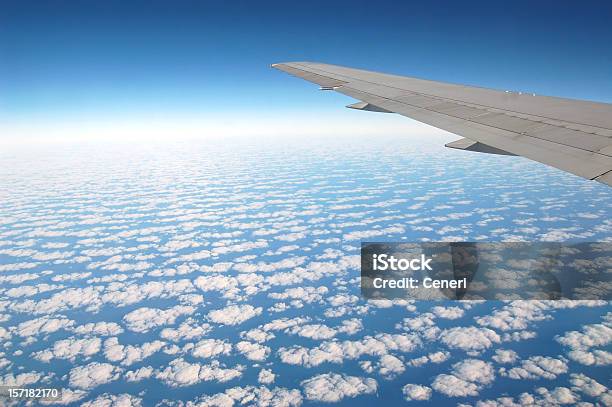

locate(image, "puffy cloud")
(0, 372), (41, 387)
(343, 226), (405, 241)
(301, 373), (377, 402)
(492, 349), (519, 364)
(236, 341), (270, 361)
(5, 283), (64, 298)
(211, 240), (268, 256)
(439, 326), (500, 352)
(34, 337), (101, 362)
(52, 272), (92, 282)
(502, 356), (568, 380)
(103, 337), (165, 366)
(233, 257), (307, 273)
(568, 348), (612, 366)
(279, 333), (421, 367)
(432, 374), (480, 397)
(534, 386), (579, 405)
(194, 275), (238, 293)
(258, 369), (275, 385)
(269, 286), (328, 303)
(69, 362), (122, 390)
(473, 386), (581, 407)
(402, 384), (432, 401)
(451, 359), (495, 385)
(475, 301), (550, 331)
(432, 306), (465, 319)
(337, 318), (363, 335)
(408, 351), (450, 367)
(569, 373), (607, 398)
(327, 294), (359, 307)
(192, 339), (232, 359)
(376, 354), (405, 378)
(262, 317), (309, 331)
(72, 322), (123, 336)
(191, 385), (302, 407)
(155, 358), (243, 387)
(240, 328), (275, 343)
(160, 318), (212, 342)
(208, 304), (262, 326)
(15, 315), (74, 337)
(556, 323), (612, 350)
(123, 305), (195, 333)
(396, 314), (436, 332)
(285, 324), (337, 340)
(81, 393), (142, 407)
(432, 359), (494, 398)
(125, 366), (154, 382)
(556, 321), (612, 365)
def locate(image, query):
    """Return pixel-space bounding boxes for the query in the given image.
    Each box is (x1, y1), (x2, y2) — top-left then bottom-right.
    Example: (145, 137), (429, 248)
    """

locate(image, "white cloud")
(278, 333), (421, 367)
(155, 358), (243, 387)
(0, 372), (41, 387)
(208, 304), (262, 326)
(34, 337), (101, 362)
(567, 349), (612, 366)
(432, 306), (465, 319)
(192, 339), (232, 359)
(534, 386), (579, 405)
(123, 305), (194, 333)
(285, 324), (337, 340)
(556, 323), (612, 350)
(431, 359), (494, 398)
(432, 374), (479, 397)
(438, 326), (500, 352)
(194, 275), (238, 293)
(236, 341), (270, 361)
(502, 356), (568, 380)
(160, 318), (212, 342)
(192, 385), (302, 407)
(343, 225), (405, 241)
(337, 318), (363, 335)
(15, 315), (74, 337)
(402, 384), (432, 401)
(492, 349), (519, 364)
(569, 373), (608, 398)
(408, 351), (450, 367)
(72, 322), (123, 336)
(269, 286), (328, 303)
(376, 354), (405, 378)
(69, 362), (122, 390)
(262, 317), (310, 331)
(103, 337), (165, 366)
(81, 393), (142, 407)
(258, 369), (275, 385)
(125, 366), (154, 382)
(451, 359), (495, 385)
(301, 373), (377, 402)
(240, 328), (275, 343)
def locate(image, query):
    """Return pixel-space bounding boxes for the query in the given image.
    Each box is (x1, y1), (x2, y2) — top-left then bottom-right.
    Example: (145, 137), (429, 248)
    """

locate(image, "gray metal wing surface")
(272, 62), (612, 186)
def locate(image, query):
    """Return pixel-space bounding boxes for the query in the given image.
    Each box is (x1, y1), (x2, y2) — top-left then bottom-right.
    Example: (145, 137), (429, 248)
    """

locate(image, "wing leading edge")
(272, 62), (612, 186)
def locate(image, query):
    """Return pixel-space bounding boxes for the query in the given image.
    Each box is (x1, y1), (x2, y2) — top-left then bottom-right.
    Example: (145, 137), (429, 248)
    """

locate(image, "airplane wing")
(272, 62), (612, 186)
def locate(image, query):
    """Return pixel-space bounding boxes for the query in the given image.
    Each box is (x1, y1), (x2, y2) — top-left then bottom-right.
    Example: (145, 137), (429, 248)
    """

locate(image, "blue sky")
(1, 0), (612, 138)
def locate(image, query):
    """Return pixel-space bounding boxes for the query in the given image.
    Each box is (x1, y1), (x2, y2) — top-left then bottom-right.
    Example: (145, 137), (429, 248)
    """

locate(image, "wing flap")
(445, 138), (516, 156)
